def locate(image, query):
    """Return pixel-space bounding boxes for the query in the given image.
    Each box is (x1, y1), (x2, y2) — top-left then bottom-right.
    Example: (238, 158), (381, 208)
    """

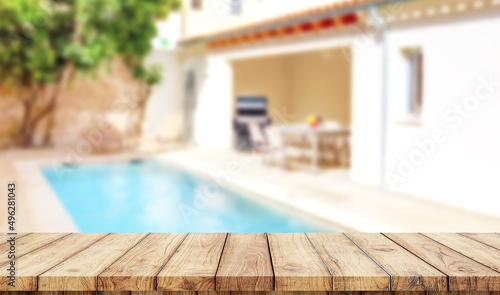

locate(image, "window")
(231, 0), (242, 14)
(191, 0), (201, 10)
(403, 48), (423, 118)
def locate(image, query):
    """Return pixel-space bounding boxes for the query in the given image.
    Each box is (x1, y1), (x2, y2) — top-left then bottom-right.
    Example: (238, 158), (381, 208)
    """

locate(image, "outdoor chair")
(248, 122), (267, 153)
(262, 126), (309, 170)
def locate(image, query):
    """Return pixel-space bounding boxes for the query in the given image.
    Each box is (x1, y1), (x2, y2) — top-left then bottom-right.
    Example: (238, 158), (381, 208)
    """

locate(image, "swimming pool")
(42, 161), (334, 232)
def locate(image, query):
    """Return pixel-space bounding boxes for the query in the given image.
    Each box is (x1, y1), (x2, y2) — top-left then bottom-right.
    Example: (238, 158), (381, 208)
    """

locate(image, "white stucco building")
(165, 0), (500, 217)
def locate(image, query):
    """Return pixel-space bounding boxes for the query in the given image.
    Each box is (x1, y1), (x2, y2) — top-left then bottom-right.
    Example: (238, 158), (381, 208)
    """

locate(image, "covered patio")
(231, 47), (352, 172)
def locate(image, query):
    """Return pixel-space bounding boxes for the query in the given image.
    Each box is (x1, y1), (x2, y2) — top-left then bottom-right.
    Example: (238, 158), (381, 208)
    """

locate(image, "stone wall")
(0, 59), (143, 149)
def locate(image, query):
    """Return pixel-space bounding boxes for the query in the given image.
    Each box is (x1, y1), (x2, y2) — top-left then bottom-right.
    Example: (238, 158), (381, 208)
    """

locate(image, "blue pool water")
(42, 161), (333, 232)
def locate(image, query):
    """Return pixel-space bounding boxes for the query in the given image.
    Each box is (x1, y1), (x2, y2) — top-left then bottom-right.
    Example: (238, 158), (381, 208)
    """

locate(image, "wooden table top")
(0, 233), (499, 292)
(278, 124), (350, 135)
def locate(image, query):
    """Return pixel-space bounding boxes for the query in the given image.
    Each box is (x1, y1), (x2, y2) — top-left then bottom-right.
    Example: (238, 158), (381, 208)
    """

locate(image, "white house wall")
(143, 50), (182, 137)
(350, 36), (385, 187)
(192, 56), (234, 148)
(383, 12), (500, 216)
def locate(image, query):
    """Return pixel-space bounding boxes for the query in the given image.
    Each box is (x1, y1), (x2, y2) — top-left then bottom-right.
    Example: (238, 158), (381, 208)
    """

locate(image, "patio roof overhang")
(179, 0), (500, 51)
(178, 0), (413, 50)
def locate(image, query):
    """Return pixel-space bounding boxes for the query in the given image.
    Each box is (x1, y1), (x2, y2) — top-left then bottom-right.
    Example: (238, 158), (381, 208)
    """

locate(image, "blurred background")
(1, 0), (500, 233)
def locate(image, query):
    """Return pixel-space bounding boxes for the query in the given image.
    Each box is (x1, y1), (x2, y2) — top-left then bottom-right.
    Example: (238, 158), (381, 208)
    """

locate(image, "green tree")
(0, 0), (181, 147)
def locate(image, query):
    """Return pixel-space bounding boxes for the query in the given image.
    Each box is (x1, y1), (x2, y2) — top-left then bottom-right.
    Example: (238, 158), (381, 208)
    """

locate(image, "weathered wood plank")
(38, 233), (147, 291)
(0, 292), (439, 295)
(22, 293), (131, 295)
(98, 233), (188, 291)
(197, 291), (229, 295)
(157, 233), (227, 291)
(0, 291), (31, 295)
(267, 233), (331, 291)
(29, 292), (63, 295)
(0, 233), (69, 265)
(458, 292), (491, 295)
(131, 292), (164, 295)
(425, 292), (457, 295)
(387, 292), (425, 295)
(62, 292), (94, 295)
(345, 233), (447, 291)
(0, 291), (491, 295)
(270, 291), (331, 295)
(426, 292), (490, 295)
(165, 292), (197, 295)
(0, 233), (107, 291)
(384, 233), (500, 291)
(307, 233), (390, 291)
(100, 292), (130, 295)
(357, 292), (394, 295)
(216, 233), (273, 291)
(0, 233), (31, 246)
(230, 292), (273, 295)
(461, 233), (500, 250)
(424, 233), (500, 271)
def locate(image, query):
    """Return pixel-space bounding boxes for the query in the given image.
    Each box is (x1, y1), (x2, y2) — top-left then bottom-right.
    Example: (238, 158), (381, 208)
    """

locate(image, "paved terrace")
(0, 233), (500, 292)
(159, 148), (500, 232)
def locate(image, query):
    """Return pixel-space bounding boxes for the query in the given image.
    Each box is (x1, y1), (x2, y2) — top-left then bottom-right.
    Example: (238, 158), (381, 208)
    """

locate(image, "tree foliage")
(0, 0), (180, 147)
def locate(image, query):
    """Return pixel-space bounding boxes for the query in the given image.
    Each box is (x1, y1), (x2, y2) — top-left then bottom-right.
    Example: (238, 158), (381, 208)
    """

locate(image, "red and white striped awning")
(179, 0), (385, 49)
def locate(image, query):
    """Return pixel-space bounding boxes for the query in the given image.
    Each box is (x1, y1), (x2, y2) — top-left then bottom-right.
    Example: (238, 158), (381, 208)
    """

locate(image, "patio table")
(1, 232), (499, 294)
(278, 124), (350, 173)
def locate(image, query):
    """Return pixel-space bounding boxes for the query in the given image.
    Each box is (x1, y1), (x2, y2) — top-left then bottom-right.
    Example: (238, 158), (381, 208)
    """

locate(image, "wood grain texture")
(165, 292), (197, 295)
(458, 292), (491, 295)
(62, 292), (94, 295)
(0, 292), (461, 295)
(0, 233), (500, 292)
(307, 233), (390, 291)
(426, 292), (459, 295)
(157, 233), (227, 291)
(38, 233), (147, 291)
(428, 292), (490, 295)
(424, 233), (500, 271)
(230, 292), (272, 295)
(29, 292), (63, 295)
(461, 233), (500, 250)
(267, 233), (331, 291)
(98, 233), (188, 291)
(0, 233), (107, 291)
(384, 233), (500, 291)
(0, 292), (31, 295)
(197, 291), (229, 295)
(131, 292), (163, 295)
(357, 292), (394, 295)
(0, 233), (31, 246)
(100, 292), (129, 295)
(271, 292), (330, 295)
(0, 233), (69, 265)
(216, 233), (273, 291)
(131, 292), (164, 295)
(345, 233), (447, 291)
(387, 292), (425, 295)
(0, 291), (493, 295)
